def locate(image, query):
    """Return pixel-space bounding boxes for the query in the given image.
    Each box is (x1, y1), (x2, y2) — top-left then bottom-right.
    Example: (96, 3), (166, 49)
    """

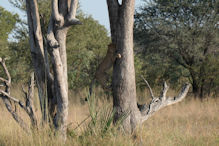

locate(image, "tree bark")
(46, 0), (81, 140)
(26, 0), (48, 123)
(107, 0), (142, 133)
(25, 0), (81, 140)
(107, 0), (190, 133)
(189, 69), (203, 98)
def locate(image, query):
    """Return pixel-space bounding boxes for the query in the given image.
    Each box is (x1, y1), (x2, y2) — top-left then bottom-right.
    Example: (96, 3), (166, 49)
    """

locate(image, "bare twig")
(67, 115), (90, 131)
(26, 72), (38, 127)
(141, 75), (155, 99)
(2, 98), (31, 133)
(0, 57), (11, 85)
(0, 77), (8, 83)
(0, 89), (20, 103)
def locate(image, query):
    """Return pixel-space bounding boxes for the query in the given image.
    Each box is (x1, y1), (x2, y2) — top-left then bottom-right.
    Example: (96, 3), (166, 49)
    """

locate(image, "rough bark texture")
(106, 0), (190, 133)
(46, 0), (81, 140)
(25, 0), (81, 140)
(26, 0), (48, 123)
(107, 0), (142, 133)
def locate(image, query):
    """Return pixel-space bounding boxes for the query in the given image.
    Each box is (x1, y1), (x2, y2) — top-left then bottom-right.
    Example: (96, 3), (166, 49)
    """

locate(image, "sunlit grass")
(0, 87), (218, 146)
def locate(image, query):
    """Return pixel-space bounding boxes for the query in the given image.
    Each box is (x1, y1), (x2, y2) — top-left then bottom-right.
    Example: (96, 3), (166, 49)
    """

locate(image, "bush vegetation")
(0, 88), (218, 146)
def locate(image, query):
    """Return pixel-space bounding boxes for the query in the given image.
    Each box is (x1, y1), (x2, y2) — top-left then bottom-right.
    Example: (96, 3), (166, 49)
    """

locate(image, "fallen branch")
(139, 79), (190, 123)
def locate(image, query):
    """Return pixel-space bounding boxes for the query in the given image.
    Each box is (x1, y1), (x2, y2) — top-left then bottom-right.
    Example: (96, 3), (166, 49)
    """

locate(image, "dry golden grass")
(0, 88), (219, 146)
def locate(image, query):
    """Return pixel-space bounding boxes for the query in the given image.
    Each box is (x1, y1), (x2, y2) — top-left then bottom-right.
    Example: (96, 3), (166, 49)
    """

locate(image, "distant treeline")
(0, 0), (218, 98)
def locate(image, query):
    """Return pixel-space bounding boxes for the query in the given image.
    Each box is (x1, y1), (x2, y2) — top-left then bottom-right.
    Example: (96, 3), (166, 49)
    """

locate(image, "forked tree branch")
(0, 58), (11, 85)
(0, 57), (30, 133)
(68, 0), (78, 19)
(0, 89), (21, 103)
(0, 77), (8, 83)
(160, 82), (169, 101)
(48, 0), (81, 48)
(139, 81), (190, 123)
(66, 0), (81, 26)
(52, 0), (64, 24)
(2, 98), (31, 133)
(0, 58), (37, 132)
(47, 17), (59, 48)
(22, 73), (38, 127)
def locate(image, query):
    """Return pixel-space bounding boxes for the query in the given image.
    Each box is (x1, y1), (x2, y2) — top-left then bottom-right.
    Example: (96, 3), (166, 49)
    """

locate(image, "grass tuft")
(0, 88), (218, 146)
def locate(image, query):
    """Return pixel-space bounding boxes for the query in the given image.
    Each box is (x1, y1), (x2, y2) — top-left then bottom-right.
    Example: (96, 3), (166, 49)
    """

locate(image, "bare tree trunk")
(46, 0), (81, 139)
(25, 0), (81, 140)
(107, 0), (190, 133)
(26, 0), (48, 123)
(189, 70), (202, 98)
(107, 0), (142, 133)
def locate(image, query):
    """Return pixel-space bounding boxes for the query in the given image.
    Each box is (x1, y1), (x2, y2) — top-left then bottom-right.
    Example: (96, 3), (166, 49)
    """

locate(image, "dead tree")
(0, 58), (37, 133)
(106, 0), (190, 133)
(25, 0), (81, 140)
(139, 76), (190, 122)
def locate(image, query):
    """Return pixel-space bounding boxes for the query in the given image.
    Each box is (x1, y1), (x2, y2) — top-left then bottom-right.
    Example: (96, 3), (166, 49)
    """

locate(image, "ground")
(0, 87), (218, 146)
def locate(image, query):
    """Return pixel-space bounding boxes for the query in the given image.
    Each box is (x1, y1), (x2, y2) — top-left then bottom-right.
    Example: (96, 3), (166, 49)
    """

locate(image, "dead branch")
(0, 89), (21, 103)
(2, 97), (31, 133)
(0, 77), (8, 83)
(0, 57), (30, 132)
(0, 58), (37, 132)
(139, 81), (190, 123)
(159, 82), (169, 101)
(141, 75), (155, 99)
(22, 72), (38, 127)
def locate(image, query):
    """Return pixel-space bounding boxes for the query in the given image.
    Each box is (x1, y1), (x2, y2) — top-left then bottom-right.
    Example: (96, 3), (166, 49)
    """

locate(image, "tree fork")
(26, 0), (81, 140)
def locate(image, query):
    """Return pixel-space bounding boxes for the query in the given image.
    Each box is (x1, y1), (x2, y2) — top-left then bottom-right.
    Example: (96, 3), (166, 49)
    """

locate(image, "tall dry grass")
(0, 87), (218, 146)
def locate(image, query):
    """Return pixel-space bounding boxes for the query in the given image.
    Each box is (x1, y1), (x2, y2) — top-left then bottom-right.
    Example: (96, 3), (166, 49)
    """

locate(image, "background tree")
(134, 0), (219, 98)
(0, 6), (18, 54)
(0, 6), (19, 70)
(25, 0), (82, 139)
(7, 0), (110, 90)
(66, 15), (110, 89)
(0, 7), (28, 84)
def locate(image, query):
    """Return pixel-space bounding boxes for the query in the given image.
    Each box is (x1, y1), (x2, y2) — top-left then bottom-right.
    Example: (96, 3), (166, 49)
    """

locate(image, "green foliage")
(0, 6), (18, 56)
(4, 0), (110, 89)
(8, 39), (32, 83)
(67, 14), (110, 89)
(134, 0), (219, 97)
(73, 91), (129, 140)
(0, 6), (20, 80)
